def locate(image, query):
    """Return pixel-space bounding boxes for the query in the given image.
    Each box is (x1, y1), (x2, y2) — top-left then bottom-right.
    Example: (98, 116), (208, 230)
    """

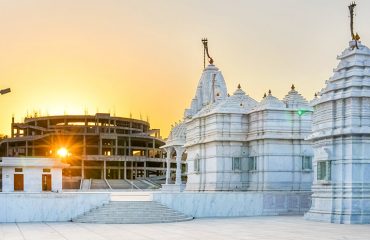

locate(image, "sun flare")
(56, 147), (69, 158)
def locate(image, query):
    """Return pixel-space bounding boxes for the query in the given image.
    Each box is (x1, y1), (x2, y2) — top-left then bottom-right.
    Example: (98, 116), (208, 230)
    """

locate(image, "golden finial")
(354, 33), (360, 41)
(237, 84), (241, 89)
(291, 84), (295, 90)
(263, 93), (267, 98)
(268, 89), (272, 95)
(314, 92), (318, 98)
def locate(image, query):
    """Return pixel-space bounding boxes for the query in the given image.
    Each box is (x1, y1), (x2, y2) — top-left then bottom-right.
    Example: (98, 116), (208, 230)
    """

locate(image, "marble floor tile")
(1, 216), (369, 240)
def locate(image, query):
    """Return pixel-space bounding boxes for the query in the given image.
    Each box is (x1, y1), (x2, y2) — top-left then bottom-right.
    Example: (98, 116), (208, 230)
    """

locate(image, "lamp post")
(0, 88), (11, 95)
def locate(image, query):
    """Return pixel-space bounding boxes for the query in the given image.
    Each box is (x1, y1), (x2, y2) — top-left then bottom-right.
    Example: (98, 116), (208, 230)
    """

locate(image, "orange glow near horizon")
(1, 1), (370, 138)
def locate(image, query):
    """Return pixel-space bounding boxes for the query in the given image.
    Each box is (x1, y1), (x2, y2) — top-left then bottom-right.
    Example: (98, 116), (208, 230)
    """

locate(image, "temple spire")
(348, 2), (360, 49)
(202, 38), (214, 68)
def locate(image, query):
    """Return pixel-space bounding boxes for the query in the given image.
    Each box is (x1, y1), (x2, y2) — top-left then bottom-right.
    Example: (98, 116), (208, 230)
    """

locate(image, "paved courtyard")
(1, 216), (369, 240)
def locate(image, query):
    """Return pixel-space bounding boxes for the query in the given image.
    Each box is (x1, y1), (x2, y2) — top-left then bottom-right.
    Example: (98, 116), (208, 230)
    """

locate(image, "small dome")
(209, 85), (258, 114)
(283, 85), (309, 109)
(233, 84), (246, 95)
(255, 90), (285, 110)
(165, 121), (186, 146)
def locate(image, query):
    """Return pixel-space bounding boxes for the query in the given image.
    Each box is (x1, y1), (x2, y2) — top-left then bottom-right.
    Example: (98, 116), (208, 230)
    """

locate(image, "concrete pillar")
(144, 160), (147, 178)
(118, 161), (121, 179)
(115, 137), (118, 156)
(99, 138), (102, 155)
(25, 141), (28, 156)
(103, 160), (106, 179)
(124, 161), (127, 179)
(164, 147), (173, 184)
(131, 161), (133, 179)
(128, 137), (131, 156)
(152, 139), (155, 157)
(135, 162), (137, 179)
(82, 136), (86, 179)
(82, 159), (85, 179)
(174, 146), (185, 185)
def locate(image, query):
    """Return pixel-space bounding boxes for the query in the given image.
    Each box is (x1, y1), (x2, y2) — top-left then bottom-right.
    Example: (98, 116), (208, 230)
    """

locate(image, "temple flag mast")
(202, 38), (214, 69)
(348, 2), (360, 49)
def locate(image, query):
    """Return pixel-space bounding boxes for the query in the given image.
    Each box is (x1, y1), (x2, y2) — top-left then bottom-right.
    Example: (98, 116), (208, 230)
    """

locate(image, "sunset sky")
(0, 0), (369, 137)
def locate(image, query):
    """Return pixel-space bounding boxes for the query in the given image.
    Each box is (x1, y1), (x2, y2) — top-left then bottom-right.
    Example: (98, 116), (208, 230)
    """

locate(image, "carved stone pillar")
(164, 147), (173, 184)
(174, 146), (185, 185)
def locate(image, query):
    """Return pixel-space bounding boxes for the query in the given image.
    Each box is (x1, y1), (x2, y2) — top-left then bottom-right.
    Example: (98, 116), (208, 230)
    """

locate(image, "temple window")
(194, 158), (200, 173)
(317, 161), (331, 181)
(302, 156), (312, 171)
(232, 157), (241, 171)
(248, 157), (257, 171)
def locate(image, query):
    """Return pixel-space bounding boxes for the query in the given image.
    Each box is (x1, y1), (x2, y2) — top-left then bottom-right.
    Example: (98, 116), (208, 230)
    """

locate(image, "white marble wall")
(0, 192), (110, 222)
(185, 106), (313, 192)
(247, 139), (312, 191)
(186, 141), (249, 191)
(153, 191), (311, 217)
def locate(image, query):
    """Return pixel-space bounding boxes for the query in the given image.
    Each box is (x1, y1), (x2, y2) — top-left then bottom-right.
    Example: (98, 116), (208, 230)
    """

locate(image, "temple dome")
(164, 121), (186, 147)
(283, 85), (310, 109)
(255, 91), (285, 110)
(184, 64), (228, 118)
(313, 41), (370, 106)
(208, 85), (258, 114)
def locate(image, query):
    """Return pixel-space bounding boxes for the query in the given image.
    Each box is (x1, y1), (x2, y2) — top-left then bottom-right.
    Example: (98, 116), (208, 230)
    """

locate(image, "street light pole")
(0, 88), (11, 95)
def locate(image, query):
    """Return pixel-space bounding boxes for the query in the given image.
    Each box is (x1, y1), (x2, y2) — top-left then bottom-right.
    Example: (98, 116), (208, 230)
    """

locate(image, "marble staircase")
(90, 179), (110, 189)
(72, 201), (193, 224)
(107, 179), (133, 189)
(62, 178), (81, 190)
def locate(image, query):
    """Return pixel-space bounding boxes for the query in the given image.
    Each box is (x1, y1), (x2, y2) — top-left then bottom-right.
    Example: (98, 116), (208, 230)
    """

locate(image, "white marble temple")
(304, 40), (370, 224)
(0, 192), (110, 222)
(165, 61), (313, 193)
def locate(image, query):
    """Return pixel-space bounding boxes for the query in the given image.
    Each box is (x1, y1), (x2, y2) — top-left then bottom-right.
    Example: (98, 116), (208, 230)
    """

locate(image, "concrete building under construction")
(0, 113), (183, 190)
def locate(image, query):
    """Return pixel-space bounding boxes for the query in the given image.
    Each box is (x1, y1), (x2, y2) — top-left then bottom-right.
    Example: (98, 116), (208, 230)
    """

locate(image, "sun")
(57, 147), (69, 158)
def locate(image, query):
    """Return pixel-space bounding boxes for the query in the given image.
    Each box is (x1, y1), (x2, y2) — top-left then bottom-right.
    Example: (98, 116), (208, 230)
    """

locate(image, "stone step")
(72, 201), (193, 224)
(93, 207), (177, 211)
(98, 204), (173, 209)
(74, 216), (192, 221)
(74, 219), (193, 224)
(75, 216), (190, 221)
(80, 211), (188, 216)
(90, 206), (177, 211)
(108, 201), (161, 204)
(74, 216), (194, 221)
(82, 211), (184, 215)
(80, 213), (188, 218)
